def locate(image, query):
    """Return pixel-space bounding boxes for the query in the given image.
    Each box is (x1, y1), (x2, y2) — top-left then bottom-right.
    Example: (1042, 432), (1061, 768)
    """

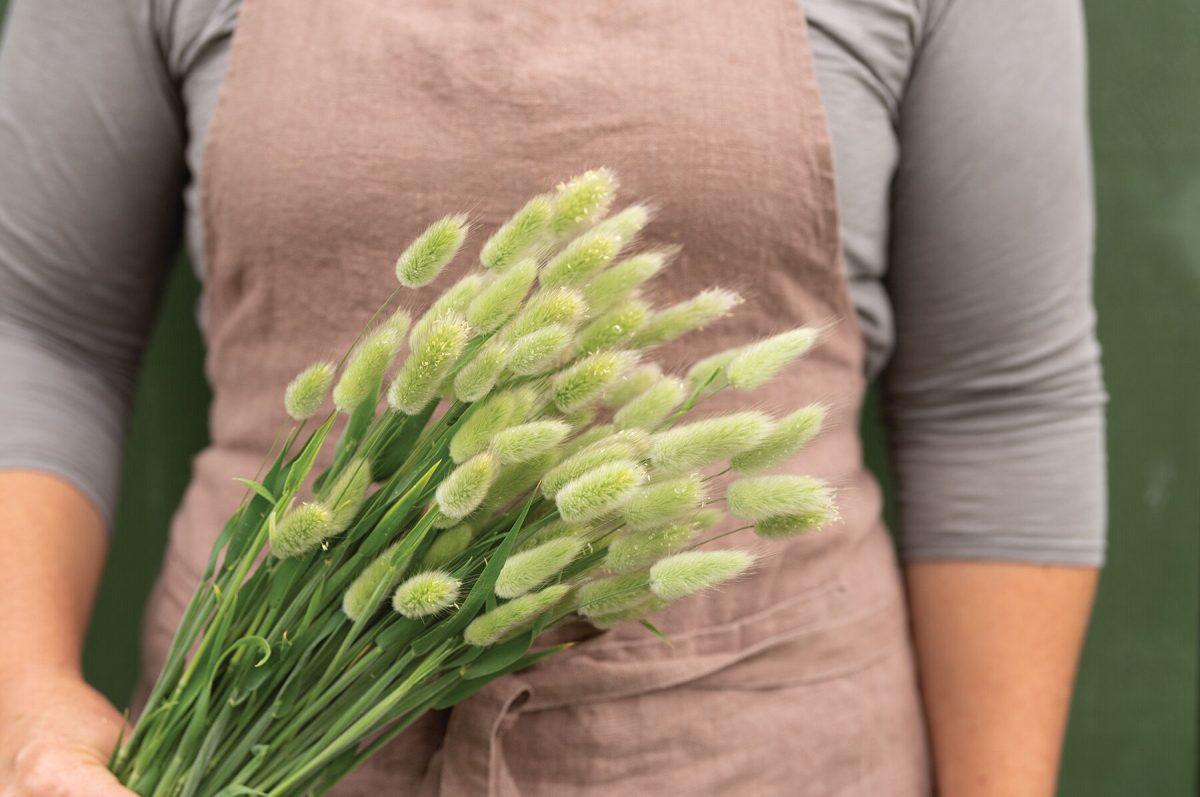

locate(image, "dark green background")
(2, 0), (1197, 793)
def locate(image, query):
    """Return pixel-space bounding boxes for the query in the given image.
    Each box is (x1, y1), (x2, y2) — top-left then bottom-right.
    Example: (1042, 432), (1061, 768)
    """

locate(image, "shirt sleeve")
(881, 0), (1109, 564)
(0, 0), (186, 526)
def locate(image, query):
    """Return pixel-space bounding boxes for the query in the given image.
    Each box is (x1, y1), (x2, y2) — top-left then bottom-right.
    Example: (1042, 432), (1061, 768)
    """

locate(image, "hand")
(0, 667), (135, 796)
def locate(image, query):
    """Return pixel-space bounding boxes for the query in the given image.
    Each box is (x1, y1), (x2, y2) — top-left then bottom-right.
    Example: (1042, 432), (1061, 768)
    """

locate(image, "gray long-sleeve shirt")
(0, 0), (1108, 565)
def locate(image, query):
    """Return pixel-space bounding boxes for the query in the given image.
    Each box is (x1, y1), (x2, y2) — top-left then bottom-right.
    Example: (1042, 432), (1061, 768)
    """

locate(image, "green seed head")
(450, 390), (518, 463)
(575, 299), (650, 354)
(320, 457), (374, 531)
(490, 420), (572, 465)
(508, 325), (573, 376)
(505, 287), (588, 340)
(422, 523), (475, 569)
(604, 364), (664, 408)
(755, 507), (837, 538)
(575, 572), (652, 617)
(270, 502), (336, 559)
(622, 474), (706, 531)
(586, 594), (669, 630)
(649, 549), (755, 601)
(477, 449), (561, 514)
(284, 361), (335, 421)
(726, 474), (836, 522)
(726, 327), (819, 390)
(515, 518), (584, 552)
(540, 439), (640, 498)
(463, 584), (572, 646)
(549, 168), (618, 237)
(584, 250), (674, 315)
(590, 203), (653, 245)
(435, 452), (499, 521)
(553, 350), (639, 414)
(333, 327), (402, 414)
(731, 404), (826, 474)
(467, 258), (539, 332)
(388, 314), (471, 414)
(605, 523), (697, 573)
(613, 376), (687, 430)
(494, 535), (586, 599)
(648, 411), (772, 474)
(392, 570), (463, 618)
(634, 289), (742, 348)
(541, 231), (622, 288)
(686, 348), (740, 394)
(555, 459), (647, 524)
(452, 341), (511, 403)
(481, 194), (552, 272)
(342, 541), (411, 622)
(395, 214), (470, 288)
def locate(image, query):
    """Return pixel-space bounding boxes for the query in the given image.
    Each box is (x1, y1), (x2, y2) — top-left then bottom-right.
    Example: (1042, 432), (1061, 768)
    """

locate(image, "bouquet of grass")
(109, 169), (837, 795)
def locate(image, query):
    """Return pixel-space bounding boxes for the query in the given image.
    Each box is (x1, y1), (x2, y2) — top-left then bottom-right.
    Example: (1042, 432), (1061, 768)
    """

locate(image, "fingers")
(7, 742), (137, 797)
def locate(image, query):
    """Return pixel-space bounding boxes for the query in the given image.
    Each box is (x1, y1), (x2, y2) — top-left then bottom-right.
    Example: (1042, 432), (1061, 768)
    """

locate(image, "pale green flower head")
(392, 570), (463, 618)
(730, 404), (827, 474)
(553, 350), (639, 414)
(692, 507), (726, 530)
(435, 452), (499, 521)
(604, 364), (664, 408)
(507, 325), (573, 376)
(726, 474), (835, 522)
(584, 250), (673, 315)
(342, 541), (411, 622)
(549, 168), (617, 237)
(481, 194), (552, 272)
(726, 327), (819, 390)
(269, 501), (336, 559)
(333, 326), (402, 414)
(494, 535), (585, 599)
(463, 583), (571, 646)
(555, 459), (647, 524)
(504, 287), (588, 340)
(450, 390), (518, 463)
(387, 314), (470, 414)
(648, 411), (772, 474)
(613, 376), (687, 430)
(422, 523), (475, 569)
(622, 474), (706, 531)
(575, 572), (652, 618)
(540, 430), (650, 498)
(395, 213), (470, 288)
(420, 273), (489, 328)
(605, 522), (696, 574)
(561, 423), (615, 457)
(540, 230), (622, 288)
(452, 341), (510, 403)
(591, 203), (653, 245)
(284, 361), (335, 421)
(319, 457), (373, 531)
(467, 258), (539, 332)
(755, 508), (837, 539)
(490, 420), (572, 465)
(634, 288), (742, 347)
(515, 518), (584, 553)
(575, 300), (649, 354)
(649, 549), (755, 601)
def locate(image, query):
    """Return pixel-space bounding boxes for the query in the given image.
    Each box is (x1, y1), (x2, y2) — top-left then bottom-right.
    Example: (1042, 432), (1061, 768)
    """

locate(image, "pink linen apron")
(136, 1), (931, 793)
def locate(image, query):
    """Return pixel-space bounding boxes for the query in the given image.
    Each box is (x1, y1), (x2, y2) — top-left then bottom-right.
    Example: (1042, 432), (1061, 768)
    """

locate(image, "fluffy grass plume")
(435, 452), (499, 521)
(604, 363), (664, 408)
(467, 258), (539, 332)
(342, 541), (411, 622)
(726, 327), (819, 390)
(549, 168), (617, 236)
(726, 474), (835, 522)
(392, 571), (462, 618)
(494, 536), (585, 599)
(481, 194), (552, 272)
(553, 350), (639, 414)
(508, 325), (574, 376)
(585, 250), (672, 314)
(450, 390), (519, 463)
(649, 550), (755, 601)
(388, 314), (470, 414)
(422, 524), (474, 569)
(453, 341), (510, 402)
(613, 376), (686, 430)
(395, 213), (470, 288)
(634, 288), (741, 347)
(463, 584), (572, 646)
(284, 361), (335, 421)
(490, 420), (572, 465)
(731, 404), (826, 473)
(605, 522), (697, 574)
(540, 433), (648, 498)
(333, 326), (402, 413)
(555, 459), (647, 523)
(269, 502), (336, 559)
(576, 299), (650, 354)
(622, 474), (706, 531)
(649, 411), (771, 474)
(575, 572), (653, 618)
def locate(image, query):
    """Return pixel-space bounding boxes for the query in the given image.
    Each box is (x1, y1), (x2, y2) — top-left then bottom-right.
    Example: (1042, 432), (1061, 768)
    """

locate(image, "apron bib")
(137, 1), (930, 793)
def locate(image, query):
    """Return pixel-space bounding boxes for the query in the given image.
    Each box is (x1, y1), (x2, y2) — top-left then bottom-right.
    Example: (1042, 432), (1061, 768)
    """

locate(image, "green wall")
(1, 0), (1197, 793)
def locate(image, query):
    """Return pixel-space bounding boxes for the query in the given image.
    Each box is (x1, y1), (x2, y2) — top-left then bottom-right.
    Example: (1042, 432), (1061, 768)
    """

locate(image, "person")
(0, 0), (1106, 794)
